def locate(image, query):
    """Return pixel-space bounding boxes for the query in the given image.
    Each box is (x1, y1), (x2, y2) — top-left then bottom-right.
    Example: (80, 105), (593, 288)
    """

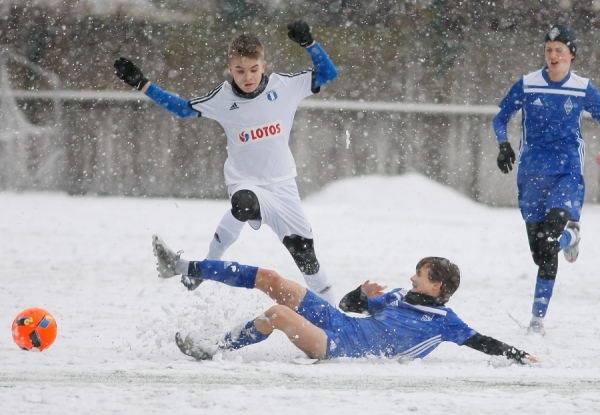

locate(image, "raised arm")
(114, 57), (197, 119)
(287, 21), (338, 88)
(462, 332), (537, 364)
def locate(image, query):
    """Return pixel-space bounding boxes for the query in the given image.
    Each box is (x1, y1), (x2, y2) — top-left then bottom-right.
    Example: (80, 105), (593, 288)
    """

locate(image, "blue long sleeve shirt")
(144, 42), (337, 119)
(493, 68), (600, 175)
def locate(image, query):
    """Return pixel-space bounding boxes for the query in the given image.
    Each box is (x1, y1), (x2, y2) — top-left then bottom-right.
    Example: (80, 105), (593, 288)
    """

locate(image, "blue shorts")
(297, 290), (370, 359)
(517, 173), (584, 222)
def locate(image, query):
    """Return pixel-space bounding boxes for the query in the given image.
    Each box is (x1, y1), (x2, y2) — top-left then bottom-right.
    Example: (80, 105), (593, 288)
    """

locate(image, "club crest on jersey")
(564, 97), (574, 115)
(421, 314), (434, 321)
(267, 91), (278, 101)
(238, 121), (283, 143)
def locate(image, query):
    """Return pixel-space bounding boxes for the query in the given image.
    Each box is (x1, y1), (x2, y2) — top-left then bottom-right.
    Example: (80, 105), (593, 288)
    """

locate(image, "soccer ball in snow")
(12, 308), (58, 351)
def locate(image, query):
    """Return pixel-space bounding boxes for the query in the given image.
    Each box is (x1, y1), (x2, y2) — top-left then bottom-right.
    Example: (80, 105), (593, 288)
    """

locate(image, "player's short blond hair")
(416, 257), (461, 304)
(228, 33), (264, 61)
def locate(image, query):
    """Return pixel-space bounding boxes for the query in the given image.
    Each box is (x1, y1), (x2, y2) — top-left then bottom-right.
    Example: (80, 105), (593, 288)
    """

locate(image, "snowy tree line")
(1, 1), (600, 205)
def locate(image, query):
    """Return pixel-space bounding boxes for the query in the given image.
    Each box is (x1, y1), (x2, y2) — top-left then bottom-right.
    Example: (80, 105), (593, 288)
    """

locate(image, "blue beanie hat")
(544, 25), (578, 55)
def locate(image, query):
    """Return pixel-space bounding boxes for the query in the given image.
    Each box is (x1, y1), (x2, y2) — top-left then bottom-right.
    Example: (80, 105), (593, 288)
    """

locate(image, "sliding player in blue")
(114, 21), (338, 304)
(493, 25), (600, 335)
(153, 234), (537, 364)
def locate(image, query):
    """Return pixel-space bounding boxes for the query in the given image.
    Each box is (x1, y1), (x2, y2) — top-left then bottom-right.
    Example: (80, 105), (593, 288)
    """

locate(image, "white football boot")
(563, 221), (581, 263)
(151, 234), (181, 279)
(175, 332), (216, 360)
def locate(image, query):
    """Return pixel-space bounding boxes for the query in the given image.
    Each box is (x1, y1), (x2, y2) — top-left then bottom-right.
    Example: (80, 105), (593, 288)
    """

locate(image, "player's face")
(545, 41), (573, 79)
(410, 266), (442, 298)
(228, 56), (266, 93)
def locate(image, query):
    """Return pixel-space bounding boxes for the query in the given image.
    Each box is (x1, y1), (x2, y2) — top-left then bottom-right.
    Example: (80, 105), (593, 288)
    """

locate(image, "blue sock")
(188, 260), (258, 289)
(223, 320), (269, 351)
(559, 229), (572, 251)
(532, 277), (556, 318)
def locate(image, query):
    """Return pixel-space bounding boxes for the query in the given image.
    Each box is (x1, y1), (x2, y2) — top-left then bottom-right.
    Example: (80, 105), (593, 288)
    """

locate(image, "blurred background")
(2, 0), (600, 206)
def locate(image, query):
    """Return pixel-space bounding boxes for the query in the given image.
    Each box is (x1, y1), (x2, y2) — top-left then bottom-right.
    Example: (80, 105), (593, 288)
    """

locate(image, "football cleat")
(563, 221), (581, 263)
(527, 320), (546, 336)
(152, 234), (181, 279)
(175, 332), (215, 360)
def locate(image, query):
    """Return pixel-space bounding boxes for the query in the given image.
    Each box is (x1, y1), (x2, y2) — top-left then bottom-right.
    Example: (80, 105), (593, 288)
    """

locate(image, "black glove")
(504, 347), (530, 364)
(287, 21), (314, 47)
(114, 57), (149, 90)
(339, 285), (368, 313)
(497, 141), (516, 174)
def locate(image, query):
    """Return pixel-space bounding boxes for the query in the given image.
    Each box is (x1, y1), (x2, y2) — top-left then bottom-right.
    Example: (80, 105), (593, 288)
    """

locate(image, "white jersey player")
(114, 21), (338, 304)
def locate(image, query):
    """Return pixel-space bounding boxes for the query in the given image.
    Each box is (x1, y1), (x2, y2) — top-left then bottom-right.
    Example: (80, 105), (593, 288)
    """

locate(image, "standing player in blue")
(151, 236), (537, 363)
(493, 24), (600, 335)
(114, 21), (338, 304)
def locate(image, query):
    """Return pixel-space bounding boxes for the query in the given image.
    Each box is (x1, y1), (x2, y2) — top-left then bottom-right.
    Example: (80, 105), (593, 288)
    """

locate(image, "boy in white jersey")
(151, 236), (537, 364)
(114, 22), (338, 304)
(493, 25), (600, 335)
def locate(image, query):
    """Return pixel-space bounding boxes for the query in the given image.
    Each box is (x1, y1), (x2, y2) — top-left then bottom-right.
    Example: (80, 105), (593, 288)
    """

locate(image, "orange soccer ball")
(12, 308), (58, 351)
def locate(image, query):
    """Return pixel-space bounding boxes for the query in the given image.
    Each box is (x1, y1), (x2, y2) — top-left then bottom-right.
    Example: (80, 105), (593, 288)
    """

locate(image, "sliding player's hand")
(361, 280), (387, 298)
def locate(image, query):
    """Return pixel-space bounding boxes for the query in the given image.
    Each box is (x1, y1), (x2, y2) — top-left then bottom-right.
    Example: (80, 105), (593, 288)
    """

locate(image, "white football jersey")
(190, 71), (315, 186)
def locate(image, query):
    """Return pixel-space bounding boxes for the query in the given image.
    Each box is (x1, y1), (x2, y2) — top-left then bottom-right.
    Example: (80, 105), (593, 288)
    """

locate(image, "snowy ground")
(1, 173), (599, 414)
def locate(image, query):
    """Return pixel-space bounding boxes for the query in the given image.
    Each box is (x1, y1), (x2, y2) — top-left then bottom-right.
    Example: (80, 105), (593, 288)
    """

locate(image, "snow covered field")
(1, 173), (599, 414)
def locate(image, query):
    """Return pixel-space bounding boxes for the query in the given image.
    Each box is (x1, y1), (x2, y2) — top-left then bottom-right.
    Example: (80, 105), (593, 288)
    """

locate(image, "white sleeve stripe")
(524, 87), (586, 97)
(189, 83), (224, 105)
(398, 335), (442, 358)
(411, 304), (447, 316)
(276, 70), (312, 78)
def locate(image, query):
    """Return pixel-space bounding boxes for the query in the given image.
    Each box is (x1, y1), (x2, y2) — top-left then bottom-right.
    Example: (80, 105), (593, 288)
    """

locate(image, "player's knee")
(282, 234), (320, 275)
(230, 190), (261, 222)
(263, 305), (295, 329)
(545, 208), (571, 239)
(526, 223), (545, 266)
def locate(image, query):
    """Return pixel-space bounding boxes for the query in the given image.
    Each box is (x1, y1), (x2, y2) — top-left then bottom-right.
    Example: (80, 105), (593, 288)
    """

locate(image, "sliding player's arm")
(462, 332), (537, 364)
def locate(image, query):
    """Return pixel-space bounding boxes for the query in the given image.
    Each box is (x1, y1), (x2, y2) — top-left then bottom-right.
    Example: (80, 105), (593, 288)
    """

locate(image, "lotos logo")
(238, 121), (283, 143)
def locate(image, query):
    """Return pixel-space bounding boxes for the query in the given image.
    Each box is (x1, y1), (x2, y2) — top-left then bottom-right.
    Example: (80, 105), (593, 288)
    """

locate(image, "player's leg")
(549, 173), (584, 263)
(519, 174), (553, 334)
(258, 179), (336, 305)
(178, 304), (328, 360)
(526, 174), (585, 332)
(206, 188), (261, 259)
(254, 305), (328, 359)
(174, 264), (327, 359)
(282, 234), (335, 304)
(525, 210), (569, 335)
(218, 288), (338, 359)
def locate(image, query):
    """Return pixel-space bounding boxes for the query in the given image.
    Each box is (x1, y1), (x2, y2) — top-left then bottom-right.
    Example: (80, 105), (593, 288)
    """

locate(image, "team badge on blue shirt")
(267, 91), (278, 101)
(564, 97), (573, 115)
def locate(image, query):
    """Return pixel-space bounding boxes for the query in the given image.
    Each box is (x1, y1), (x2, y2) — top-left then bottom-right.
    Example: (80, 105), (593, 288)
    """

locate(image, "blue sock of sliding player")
(559, 229), (572, 251)
(531, 277), (555, 318)
(223, 320), (269, 350)
(188, 259), (257, 288)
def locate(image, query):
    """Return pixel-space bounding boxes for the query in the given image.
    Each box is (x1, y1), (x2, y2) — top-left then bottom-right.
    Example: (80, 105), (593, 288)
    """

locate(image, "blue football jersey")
(329, 288), (476, 359)
(493, 68), (600, 175)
